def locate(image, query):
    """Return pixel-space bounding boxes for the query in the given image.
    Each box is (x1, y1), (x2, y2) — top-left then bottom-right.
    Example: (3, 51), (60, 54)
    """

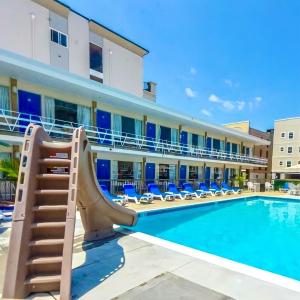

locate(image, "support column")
(91, 101), (97, 127)
(241, 142), (244, 155)
(178, 125), (182, 143)
(223, 164), (226, 181)
(143, 115), (147, 136)
(204, 131), (207, 147)
(10, 78), (18, 112)
(10, 78), (19, 159)
(177, 160), (180, 184)
(141, 157), (146, 184)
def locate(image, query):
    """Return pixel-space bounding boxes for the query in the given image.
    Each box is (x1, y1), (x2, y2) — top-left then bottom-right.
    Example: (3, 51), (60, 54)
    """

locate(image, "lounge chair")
(210, 182), (232, 195)
(198, 182), (220, 196)
(148, 183), (174, 201)
(100, 184), (127, 206)
(247, 181), (255, 192)
(182, 182), (206, 198)
(168, 183), (193, 200)
(279, 182), (289, 193)
(123, 184), (153, 204)
(265, 182), (273, 191)
(221, 182), (241, 194)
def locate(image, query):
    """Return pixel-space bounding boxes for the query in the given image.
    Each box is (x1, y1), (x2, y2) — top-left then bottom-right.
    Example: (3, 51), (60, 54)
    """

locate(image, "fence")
(0, 179), (16, 202)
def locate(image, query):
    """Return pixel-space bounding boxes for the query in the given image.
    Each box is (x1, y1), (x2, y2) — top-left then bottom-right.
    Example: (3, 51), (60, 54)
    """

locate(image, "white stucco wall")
(103, 39), (143, 97)
(0, 0), (50, 64)
(68, 12), (90, 78)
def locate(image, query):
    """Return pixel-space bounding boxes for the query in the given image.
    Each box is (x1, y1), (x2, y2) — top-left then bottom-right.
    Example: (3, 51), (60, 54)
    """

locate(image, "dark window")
(213, 139), (221, 150)
(118, 161), (133, 180)
(89, 43), (103, 73)
(189, 166), (198, 179)
(160, 126), (171, 143)
(121, 116), (135, 136)
(232, 143), (238, 154)
(159, 164), (169, 180)
(60, 34), (67, 47)
(50, 29), (68, 47)
(55, 99), (77, 124)
(192, 134), (198, 147)
(260, 149), (263, 157)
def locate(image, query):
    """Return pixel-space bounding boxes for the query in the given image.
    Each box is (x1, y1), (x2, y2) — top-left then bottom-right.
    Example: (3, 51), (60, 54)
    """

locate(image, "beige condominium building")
(224, 121), (273, 182)
(0, 0), (269, 194)
(272, 117), (300, 179)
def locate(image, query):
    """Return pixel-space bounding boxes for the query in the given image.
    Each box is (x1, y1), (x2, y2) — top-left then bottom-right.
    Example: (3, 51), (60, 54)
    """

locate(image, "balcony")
(0, 109), (268, 166)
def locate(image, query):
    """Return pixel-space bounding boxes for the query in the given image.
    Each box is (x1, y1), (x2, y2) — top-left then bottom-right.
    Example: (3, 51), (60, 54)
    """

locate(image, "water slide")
(2, 125), (137, 299)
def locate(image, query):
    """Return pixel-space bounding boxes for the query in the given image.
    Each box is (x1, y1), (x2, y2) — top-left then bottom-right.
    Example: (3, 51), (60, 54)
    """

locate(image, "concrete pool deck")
(1, 191), (300, 299)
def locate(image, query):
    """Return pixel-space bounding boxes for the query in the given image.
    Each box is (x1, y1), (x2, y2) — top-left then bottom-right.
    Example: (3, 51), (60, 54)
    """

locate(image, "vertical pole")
(143, 115), (147, 136)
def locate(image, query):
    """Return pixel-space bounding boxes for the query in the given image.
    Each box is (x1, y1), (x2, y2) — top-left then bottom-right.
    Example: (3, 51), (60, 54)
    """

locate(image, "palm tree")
(0, 158), (20, 181)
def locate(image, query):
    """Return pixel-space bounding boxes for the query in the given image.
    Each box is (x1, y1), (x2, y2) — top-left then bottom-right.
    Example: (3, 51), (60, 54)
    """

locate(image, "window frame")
(288, 146), (293, 154)
(50, 27), (68, 48)
(280, 146), (284, 152)
(89, 42), (103, 81)
(280, 132), (286, 138)
(279, 161), (283, 166)
(286, 161), (292, 167)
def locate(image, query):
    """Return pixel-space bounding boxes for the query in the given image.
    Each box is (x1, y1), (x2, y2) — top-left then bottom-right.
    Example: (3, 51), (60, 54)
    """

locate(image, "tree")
(0, 158), (20, 181)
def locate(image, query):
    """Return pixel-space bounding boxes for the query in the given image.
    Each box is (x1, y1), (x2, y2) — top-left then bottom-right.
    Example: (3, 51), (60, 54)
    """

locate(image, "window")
(287, 161), (292, 167)
(280, 147), (284, 152)
(259, 149), (263, 157)
(118, 161), (133, 180)
(279, 161), (283, 166)
(121, 116), (135, 136)
(192, 134), (198, 147)
(159, 164), (169, 180)
(281, 132), (285, 138)
(50, 28), (68, 47)
(189, 166), (198, 180)
(160, 126), (171, 143)
(89, 43), (103, 83)
(288, 147), (293, 154)
(55, 100), (77, 123)
(289, 132), (294, 139)
(266, 151), (269, 158)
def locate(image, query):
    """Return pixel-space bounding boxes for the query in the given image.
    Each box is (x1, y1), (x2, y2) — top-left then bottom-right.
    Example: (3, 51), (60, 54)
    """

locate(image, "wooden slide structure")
(2, 125), (137, 299)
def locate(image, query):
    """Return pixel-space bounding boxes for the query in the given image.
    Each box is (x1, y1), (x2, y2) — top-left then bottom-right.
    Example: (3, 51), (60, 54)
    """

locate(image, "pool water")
(127, 197), (300, 281)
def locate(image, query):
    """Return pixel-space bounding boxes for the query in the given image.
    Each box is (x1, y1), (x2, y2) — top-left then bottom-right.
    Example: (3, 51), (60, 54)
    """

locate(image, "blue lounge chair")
(148, 183), (174, 201)
(123, 184), (152, 204)
(210, 182), (232, 195)
(168, 183), (192, 200)
(221, 182), (241, 194)
(182, 182), (206, 198)
(198, 182), (220, 196)
(100, 184), (127, 206)
(279, 182), (289, 193)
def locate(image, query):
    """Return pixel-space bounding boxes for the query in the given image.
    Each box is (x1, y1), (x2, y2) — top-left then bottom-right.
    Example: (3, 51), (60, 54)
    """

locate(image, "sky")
(62, 0), (300, 131)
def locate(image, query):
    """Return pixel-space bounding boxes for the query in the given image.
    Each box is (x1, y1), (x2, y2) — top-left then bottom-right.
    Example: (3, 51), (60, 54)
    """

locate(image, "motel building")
(0, 0), (269, 194)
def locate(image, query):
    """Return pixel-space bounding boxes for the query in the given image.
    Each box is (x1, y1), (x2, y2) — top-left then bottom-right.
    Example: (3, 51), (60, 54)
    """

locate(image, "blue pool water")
(127, 197), (300, 281)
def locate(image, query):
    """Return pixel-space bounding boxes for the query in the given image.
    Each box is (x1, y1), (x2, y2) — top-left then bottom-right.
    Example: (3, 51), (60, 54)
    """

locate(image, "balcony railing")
(0, 109), (268, 165)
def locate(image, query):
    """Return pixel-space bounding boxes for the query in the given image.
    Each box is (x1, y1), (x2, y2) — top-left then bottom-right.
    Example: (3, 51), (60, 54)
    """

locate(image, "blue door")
(206, 137), (212, 150)
(232, 143), (238, 154)
(180, 131), (188, 154)
(18, 90), (41, 132)
(213, 139), (220, 151)
(97, 159), (111, 189)
(145, 163), (155, 184)
(226, 142), (231, 153)
(96, 110), (111, 144)
(205, 167), (211, 185)
(179, 165), (187, 186)
(146, 122), (156, 151)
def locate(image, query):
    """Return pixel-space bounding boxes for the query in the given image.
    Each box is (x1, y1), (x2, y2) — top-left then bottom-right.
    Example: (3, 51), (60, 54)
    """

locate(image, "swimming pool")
(126, 196), (300, 281)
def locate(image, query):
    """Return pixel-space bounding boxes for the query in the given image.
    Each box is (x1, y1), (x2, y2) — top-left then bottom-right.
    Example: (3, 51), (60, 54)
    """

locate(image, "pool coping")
(118, 194), (300, 294)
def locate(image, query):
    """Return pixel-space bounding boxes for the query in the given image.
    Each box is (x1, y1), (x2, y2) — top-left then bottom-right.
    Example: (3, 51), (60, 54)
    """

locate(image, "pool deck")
(1, 191), (300, 299)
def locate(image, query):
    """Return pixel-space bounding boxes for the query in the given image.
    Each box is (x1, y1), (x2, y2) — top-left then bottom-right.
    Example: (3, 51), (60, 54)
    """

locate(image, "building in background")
(224, 121), (273, 183)
(0, 0), (268, 193)
(272, 117), (300, 180)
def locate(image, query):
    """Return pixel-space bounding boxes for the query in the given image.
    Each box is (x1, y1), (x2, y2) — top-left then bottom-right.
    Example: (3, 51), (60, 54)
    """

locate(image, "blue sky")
(63, 0), (300, 131)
